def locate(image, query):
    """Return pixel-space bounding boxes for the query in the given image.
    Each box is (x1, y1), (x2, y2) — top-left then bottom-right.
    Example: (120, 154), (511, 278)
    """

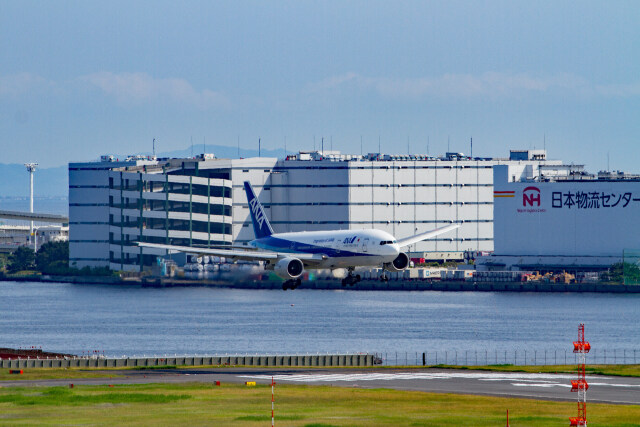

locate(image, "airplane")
(138, 181), (460, 290)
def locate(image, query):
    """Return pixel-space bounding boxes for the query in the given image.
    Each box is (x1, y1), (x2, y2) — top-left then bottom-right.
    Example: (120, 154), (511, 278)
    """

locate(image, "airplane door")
(361, 237), (369, 252)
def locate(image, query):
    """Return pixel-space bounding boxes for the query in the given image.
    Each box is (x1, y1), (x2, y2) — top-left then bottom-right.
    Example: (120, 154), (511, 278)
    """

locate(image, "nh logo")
(249, 197), (265, 229)
(522, 186), (541, 207)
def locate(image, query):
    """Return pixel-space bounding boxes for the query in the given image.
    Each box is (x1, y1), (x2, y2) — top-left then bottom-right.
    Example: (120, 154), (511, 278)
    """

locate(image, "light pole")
(24, 163), (38, 249)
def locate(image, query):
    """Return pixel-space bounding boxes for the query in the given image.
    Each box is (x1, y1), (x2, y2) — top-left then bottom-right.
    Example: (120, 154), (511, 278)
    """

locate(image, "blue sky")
(1, 0), (639, 171)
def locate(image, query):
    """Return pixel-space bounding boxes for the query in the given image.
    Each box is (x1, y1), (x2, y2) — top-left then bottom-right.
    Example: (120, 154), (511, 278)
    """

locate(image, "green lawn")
(0, 368), (123, 381)
(0, 382), (639, 426)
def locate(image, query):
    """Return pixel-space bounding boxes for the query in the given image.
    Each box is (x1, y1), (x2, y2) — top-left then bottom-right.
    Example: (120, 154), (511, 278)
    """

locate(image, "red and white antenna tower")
(570, 323), (591, 426)
(271, 376), (276, 427)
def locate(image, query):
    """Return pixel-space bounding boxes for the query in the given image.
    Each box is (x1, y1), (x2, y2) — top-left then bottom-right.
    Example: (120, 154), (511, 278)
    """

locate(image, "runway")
(2, 368), (640, 405)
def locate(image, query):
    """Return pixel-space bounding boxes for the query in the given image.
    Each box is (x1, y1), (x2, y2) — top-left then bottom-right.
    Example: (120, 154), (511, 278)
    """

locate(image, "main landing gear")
(282, 278), (301, 291)
(341, 268), (361, 287)
(379, 272), (389, 282)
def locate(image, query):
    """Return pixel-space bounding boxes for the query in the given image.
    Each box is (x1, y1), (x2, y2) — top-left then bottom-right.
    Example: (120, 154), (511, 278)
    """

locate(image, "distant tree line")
(600, 262), (640, 284)
(0, 241), (114, 277)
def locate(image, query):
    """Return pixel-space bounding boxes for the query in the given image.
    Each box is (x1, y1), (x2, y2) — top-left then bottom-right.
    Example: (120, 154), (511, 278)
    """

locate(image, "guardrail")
(0, 354), (374, 369)
(377, 349), (640, 366)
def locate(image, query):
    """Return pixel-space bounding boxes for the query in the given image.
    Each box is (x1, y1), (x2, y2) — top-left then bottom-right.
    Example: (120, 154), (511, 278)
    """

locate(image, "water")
(1, 281), (639, 358)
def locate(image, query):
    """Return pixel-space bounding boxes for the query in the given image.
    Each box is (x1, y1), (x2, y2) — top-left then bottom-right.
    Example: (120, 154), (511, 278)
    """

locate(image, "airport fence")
(377, 348), (640, 366)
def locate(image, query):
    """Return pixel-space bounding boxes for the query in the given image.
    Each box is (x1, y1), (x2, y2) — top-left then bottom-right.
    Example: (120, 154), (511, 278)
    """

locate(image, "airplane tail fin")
(243, 181), (274, 239)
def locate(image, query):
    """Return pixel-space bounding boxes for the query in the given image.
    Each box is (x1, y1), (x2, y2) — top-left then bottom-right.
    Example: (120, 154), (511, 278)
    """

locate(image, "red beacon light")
(573, 341), (591, 353)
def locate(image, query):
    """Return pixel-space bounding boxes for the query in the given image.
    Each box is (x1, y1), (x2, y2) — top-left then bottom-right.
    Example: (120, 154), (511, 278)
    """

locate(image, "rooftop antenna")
(470, 137), (473, 158)
(152, 138), (156, 156)
(24, 162), (38, 245)
(321, 137), (324, 157)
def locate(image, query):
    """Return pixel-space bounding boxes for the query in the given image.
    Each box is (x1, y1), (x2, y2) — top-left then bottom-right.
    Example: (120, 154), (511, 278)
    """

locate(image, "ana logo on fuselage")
(342, 236), (358, 244)
(249, 197), (265, 229)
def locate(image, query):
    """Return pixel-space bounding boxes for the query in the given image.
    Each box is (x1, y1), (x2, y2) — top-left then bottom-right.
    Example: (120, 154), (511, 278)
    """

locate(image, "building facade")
(477, 164), (640, 271)
(69, 149), (563, 271)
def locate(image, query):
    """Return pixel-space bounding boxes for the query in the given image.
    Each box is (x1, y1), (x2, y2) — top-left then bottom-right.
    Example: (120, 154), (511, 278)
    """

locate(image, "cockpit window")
(380, 240), (394, 245)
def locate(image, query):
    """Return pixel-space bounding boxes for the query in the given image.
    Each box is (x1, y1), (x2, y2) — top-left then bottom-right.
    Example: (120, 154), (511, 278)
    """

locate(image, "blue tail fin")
(244, 181), (274, 239)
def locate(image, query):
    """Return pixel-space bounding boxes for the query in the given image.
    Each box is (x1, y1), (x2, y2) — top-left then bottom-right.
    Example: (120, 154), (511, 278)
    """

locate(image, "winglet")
(243, 181), (274, 239)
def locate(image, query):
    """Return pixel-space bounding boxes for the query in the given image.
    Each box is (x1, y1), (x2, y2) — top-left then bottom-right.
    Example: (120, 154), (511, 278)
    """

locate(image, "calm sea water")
(0, 281), (638, 357)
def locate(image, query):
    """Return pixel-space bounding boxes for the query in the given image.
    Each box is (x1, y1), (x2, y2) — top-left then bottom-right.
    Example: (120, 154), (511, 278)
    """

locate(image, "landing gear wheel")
(343, 268), (361, 287)
(283, 278), (301, 290)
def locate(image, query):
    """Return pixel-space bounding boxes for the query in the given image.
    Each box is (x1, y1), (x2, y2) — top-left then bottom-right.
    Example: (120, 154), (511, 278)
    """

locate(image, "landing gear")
(282, 278), (301, 291)
(379, 272), (389, 282)
(341, 268), (362, 287)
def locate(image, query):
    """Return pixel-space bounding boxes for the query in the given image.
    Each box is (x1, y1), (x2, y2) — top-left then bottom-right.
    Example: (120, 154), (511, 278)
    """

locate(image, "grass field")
(0, 382), (639, 426)
(0, 368), (123, 381)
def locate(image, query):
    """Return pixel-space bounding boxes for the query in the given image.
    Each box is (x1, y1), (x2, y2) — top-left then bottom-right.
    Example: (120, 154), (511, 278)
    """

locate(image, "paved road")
(2, 368), (640, 405)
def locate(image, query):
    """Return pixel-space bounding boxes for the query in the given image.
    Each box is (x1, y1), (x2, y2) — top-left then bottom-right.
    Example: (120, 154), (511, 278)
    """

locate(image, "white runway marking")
(238, 371), (637, 391)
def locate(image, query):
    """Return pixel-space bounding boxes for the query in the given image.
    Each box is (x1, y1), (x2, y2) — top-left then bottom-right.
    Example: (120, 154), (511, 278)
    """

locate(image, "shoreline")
(1, 274), (639, 293)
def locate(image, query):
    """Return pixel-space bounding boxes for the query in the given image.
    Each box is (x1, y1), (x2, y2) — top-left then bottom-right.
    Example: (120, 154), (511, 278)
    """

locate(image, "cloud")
(80, 72), (229, 108)
(0, 73), (53, 98)
(306, 72), (638, 100)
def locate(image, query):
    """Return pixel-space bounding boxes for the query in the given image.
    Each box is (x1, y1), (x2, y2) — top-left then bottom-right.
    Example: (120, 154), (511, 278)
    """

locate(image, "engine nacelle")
(383, 252), (410, 272)
(274, 257), (304, 280)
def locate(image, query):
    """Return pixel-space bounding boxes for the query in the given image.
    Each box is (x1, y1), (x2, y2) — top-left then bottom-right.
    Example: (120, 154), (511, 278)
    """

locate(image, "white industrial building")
(69, 149), (564, 271)
(477, 164), (640, 271)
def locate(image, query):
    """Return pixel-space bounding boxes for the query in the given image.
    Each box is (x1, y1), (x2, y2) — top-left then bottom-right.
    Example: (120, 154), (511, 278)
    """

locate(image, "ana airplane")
(138, 181), (460, 290)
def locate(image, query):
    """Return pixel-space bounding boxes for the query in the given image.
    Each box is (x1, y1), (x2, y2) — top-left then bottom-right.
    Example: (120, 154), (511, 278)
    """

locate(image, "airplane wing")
(137, 242), (327, 264)
(396, 223), (460, 248)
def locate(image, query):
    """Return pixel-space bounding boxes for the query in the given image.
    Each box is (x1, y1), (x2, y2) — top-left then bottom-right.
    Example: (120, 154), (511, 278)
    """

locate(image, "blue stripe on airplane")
(254, 236), (376, 258)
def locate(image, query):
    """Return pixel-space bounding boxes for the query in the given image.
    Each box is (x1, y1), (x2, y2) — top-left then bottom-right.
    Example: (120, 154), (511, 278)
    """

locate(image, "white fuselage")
(250, 228), (401, 269)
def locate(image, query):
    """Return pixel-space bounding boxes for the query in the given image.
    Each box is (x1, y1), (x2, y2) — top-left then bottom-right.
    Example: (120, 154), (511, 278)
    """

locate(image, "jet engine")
(383, 252), (410, 272)
(274, 257), (304, 279)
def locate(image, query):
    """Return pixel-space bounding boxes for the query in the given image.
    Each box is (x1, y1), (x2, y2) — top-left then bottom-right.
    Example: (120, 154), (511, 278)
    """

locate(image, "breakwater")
(2, 275), (638, 293)
(0, 354), (375, 369)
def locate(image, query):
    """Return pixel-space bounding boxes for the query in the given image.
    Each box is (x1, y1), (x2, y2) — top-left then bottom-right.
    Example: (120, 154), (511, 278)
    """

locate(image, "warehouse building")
(69, 149), (564, 271)
(476, 165), (640, 271)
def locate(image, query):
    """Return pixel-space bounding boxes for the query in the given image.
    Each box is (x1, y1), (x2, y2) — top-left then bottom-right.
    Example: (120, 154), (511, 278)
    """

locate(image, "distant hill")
(0, 144), (290, 198)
